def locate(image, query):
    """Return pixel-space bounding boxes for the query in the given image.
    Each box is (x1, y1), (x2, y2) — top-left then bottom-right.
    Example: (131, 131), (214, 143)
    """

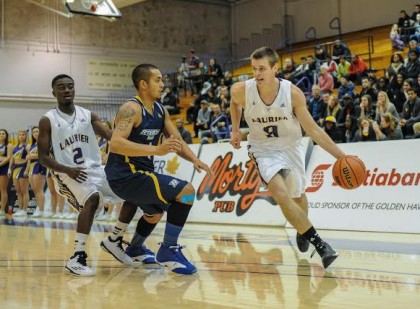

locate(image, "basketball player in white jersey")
(37, 74), (123, 276)
(229, 47), (346, 269)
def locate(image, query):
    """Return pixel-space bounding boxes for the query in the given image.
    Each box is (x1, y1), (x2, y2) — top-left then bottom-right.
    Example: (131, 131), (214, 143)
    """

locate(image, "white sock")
(74, 233), (88, 253)
(110, 221), (129, 241)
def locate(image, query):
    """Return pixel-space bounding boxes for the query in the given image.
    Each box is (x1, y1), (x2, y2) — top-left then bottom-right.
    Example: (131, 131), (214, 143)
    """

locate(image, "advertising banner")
(190, 141), (285, 226)
(304, 139), (420, 233)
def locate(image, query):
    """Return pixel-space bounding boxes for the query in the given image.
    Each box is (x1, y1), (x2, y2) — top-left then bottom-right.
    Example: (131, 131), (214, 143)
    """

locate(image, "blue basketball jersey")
(106, 96), (165, 180)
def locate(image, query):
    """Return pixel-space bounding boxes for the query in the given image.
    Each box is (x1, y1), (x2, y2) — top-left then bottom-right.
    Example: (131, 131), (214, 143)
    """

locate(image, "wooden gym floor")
(1, 217), (420, 309)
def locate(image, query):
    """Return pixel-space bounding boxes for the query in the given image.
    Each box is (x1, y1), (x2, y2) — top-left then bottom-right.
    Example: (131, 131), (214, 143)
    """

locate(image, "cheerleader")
(0, 129), (13, 216)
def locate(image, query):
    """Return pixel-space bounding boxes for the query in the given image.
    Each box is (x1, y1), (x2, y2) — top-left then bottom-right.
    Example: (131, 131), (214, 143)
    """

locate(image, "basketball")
(332, 155), (367, 190)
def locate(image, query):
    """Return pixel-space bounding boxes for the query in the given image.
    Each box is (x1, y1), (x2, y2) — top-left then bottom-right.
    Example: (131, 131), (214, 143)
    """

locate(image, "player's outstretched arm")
(292, 85), (345, 159)
(162, 108), (213, 176)
(229, 81), (246, 149)
(91, 112), (112, 141)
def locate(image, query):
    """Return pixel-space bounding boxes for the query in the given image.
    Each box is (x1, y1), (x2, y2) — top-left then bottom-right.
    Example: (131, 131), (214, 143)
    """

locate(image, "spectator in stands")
(215, 86), (230, 111)
(161, 86), (179, 115)
(390, 24), (405, 51)
(208, 58), (224, 80)
(307, 85), (326, 124)
(403, 50), (420, 79)
(307, 55), (320, 85)
(348, 54), (367, 85)
(322, 94), (342, 125)
(412, 4), (420, 21)
(290, 56), (309, 83)
(388, 53), (405, 76)
(377, 77), (393, 99)
(337, 56), (350, 81)
(281, 58), (296, 80)
(406, 40), (420, 58)
(338, 76), (355, 103)
(399, 10), (414, 43)
(343, 115), (358, 143)
(366, 69), (379, 90)
(359, 94), (376, 120)
(389, 73), (405, 111)
(375, 91), (400, 124)
(410, 14), (420, 42)
(323, 116), (344, 143)
(314, 45), (328, 62)
(195, 99), (211, 138)
(395, 78), (413, 114)
(336, 94), (360, 129)
(358, 77), (378, 103)
(318, 92), (330, 126)
(352, 118), (377, 142)
(332, 40), (351, 61)
(322, 54), (338, 81)
(187, 49), (200, 71)
(372, 112), (403, 141)
(175, 118), (192, 144)
(318, 66), (334, 93)
(399, 87), (420, 137)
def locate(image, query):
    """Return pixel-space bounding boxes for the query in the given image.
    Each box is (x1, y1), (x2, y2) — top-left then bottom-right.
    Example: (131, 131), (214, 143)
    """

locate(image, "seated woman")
(352, 118), (377, 142)
(372, 112), (403, 141)
(390, 24), (405, 51)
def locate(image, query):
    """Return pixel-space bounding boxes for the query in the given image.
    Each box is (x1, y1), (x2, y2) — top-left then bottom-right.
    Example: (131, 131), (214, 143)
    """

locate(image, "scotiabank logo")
(305, 164), (332, 192)
(306, 164), (420, 193)
(197, 153), (276, 216)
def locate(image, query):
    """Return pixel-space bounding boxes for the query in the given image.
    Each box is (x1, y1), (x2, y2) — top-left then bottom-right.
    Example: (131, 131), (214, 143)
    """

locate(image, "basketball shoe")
(156, 244), (197, 275)
(296, 233), (310, 252)
(125, 245), (156, 264)
(65, 251), (95, 276)
(100, 236), (137, 266)
(312, 241), (339, 269)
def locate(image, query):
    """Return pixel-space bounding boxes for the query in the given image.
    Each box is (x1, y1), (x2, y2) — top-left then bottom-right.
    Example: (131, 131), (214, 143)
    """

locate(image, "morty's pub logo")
(197, 152), (276, 216)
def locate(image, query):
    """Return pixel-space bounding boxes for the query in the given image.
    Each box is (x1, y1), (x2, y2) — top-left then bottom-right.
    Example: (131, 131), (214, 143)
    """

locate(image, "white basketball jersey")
(44, 106), (101, 174)
(244, 78), (303, 152)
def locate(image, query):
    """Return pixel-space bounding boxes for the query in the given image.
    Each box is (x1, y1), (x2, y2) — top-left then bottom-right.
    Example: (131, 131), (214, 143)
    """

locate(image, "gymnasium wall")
(0, 0), (230, 130)
(233, 0), (414, 44)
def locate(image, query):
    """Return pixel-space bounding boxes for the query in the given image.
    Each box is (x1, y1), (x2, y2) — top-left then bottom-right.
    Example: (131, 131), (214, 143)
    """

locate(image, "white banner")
(305, 139), (420, 233)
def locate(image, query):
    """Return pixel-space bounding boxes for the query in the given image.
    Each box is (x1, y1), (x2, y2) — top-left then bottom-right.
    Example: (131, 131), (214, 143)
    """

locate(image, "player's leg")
(125, 211), (163, 264)
(293, 194), (310, 253)
(268, 174), (338, 269)
(156, 183), (197, 275)
(100, 200), (139, 266)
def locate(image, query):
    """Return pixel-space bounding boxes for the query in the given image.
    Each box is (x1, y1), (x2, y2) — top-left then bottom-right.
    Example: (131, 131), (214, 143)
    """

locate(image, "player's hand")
(193, 159), (214, 177)
(23, 171), (29, 178)
(158, 135), (182, 155)
(229, 131), (242, 149)
(65, 167), (87, 183)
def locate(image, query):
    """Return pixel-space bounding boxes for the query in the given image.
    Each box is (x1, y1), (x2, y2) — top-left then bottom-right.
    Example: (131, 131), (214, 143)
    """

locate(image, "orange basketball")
(332, 155), (367, 190)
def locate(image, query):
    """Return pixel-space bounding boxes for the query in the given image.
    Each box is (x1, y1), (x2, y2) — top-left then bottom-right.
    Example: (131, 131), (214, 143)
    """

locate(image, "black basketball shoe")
(296, 233), (310, 252)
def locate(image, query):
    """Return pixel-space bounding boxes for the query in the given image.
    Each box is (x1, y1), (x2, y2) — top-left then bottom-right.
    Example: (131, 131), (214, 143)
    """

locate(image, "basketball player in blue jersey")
(229, 47), (346, 269)
(38, 74), (123, 276)
(101, 63), (212, 275)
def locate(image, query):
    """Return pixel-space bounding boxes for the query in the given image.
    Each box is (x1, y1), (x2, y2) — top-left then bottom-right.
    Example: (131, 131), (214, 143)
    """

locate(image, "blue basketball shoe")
(125, 245), (156, 264)
(156, 244), (197, 275)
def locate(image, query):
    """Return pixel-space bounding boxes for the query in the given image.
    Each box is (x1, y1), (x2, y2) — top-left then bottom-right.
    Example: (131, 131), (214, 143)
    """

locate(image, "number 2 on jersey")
(263, 125), (279, 137)
(73, 147), (85, 164)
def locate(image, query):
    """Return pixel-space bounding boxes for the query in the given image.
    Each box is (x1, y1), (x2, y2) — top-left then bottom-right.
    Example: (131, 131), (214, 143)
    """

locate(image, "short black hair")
(51, 74), (74, 88)
(131, 64), (159, 90)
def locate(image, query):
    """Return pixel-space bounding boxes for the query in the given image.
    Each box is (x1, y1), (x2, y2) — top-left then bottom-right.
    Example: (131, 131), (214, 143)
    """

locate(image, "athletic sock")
(130, 216), (157, 247)
(302, 226), (324, 249)
(74, 233), (88, 253)
(109, 221), (129, 241)
(163, 201), (193, 247)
